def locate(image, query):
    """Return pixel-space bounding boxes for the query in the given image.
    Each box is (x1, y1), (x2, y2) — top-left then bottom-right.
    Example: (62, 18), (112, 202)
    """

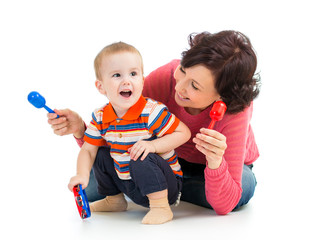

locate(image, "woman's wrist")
(73, 120), (86, 139)
(206, 158), (223, 170)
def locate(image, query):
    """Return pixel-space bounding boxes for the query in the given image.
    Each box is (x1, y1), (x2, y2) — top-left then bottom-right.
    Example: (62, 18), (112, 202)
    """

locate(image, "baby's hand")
(128, 140), (156, 161)
(68, 174), (89, 192)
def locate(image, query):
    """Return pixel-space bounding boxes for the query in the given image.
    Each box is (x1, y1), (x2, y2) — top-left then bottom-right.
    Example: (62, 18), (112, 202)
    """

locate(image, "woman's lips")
(176, 92), (189, 101)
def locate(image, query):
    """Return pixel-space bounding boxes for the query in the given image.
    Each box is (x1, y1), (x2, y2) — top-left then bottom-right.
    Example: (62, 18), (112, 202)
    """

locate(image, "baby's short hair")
(94, 42), (143, 80)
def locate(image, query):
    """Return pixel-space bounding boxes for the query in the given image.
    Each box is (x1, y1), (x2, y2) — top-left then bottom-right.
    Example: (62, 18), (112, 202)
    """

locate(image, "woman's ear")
(95, 79), (106, 95)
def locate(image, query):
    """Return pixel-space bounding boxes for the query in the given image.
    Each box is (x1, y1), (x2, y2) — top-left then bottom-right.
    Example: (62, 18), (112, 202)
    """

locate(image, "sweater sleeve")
(74, 135), (85, 148)
(74, 122), (87, 148)
(204, 105), (252, 215)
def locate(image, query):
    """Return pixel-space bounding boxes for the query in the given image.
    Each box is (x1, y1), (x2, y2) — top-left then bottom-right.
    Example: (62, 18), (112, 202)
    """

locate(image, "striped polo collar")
(102, 95), (147, 123)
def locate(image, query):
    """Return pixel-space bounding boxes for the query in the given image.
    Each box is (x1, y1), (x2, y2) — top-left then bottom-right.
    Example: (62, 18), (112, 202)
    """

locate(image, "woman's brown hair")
(181, 31), (261, 114)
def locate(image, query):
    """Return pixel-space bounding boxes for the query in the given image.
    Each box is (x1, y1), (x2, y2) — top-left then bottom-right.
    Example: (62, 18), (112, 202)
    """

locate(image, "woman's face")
(174, 64), (221, 115)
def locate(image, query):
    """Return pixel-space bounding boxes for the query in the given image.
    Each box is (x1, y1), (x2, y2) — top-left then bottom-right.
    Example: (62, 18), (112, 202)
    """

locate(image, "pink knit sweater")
(76, 59), (259, 215)
(142, 60), (259, 214)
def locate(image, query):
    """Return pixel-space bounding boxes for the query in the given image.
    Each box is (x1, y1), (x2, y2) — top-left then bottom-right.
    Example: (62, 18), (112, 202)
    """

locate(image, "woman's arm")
(47, 109), (86, 147)
(194, 105), (253, 215)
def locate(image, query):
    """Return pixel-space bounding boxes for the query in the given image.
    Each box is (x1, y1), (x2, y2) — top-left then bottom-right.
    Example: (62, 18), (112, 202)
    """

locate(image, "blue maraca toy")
(28, 91), (59, 118)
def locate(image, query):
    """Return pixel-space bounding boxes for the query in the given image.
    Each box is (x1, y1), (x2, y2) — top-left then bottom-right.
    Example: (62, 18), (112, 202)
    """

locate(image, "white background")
(1, 0), (314, 239)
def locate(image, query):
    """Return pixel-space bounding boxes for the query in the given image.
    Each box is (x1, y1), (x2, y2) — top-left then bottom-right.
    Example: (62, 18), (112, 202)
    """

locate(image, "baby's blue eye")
(113, 73), (121, 77)
(130, 71), (137, 76)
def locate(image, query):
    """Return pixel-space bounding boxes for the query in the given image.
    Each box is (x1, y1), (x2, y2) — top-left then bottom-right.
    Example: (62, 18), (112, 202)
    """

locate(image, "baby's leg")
(91, 147), (128, 212)
(128, 153), (182, 224)
(90, 193), (127, 212)
(141, 189), (173, 224)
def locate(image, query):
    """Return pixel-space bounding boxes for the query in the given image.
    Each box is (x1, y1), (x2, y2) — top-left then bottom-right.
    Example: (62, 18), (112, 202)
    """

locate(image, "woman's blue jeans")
(179, 158), (257, 210)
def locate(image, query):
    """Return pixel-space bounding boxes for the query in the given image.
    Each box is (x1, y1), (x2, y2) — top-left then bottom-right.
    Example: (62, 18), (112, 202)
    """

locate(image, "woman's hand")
(193, 128), (227, 169)
(68, 174), (89, 192)
(128, 140), (156, 161)
(47, 109), (85, 138)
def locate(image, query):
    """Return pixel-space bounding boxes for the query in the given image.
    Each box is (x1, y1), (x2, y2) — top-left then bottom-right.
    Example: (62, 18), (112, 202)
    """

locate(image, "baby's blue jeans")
(85, 147), (181, 207)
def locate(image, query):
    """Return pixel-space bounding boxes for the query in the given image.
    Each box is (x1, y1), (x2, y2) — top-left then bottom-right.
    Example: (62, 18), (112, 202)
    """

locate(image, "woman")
(48, 30), (260, 215)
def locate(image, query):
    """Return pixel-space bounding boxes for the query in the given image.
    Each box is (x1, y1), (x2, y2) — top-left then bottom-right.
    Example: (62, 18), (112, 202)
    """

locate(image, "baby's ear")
(95, 79), (106, 95)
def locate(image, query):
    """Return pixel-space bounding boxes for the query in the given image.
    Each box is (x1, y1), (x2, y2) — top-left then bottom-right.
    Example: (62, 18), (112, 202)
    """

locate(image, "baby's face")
(97, 51), (144, 117)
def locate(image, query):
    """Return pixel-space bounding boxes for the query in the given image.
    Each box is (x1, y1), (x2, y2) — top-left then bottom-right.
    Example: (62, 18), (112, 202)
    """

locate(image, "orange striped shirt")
(84, 95), (182, 180)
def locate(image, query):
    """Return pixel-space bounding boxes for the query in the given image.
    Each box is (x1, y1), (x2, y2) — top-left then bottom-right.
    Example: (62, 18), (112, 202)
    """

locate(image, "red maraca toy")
(208, 101), (227, 129)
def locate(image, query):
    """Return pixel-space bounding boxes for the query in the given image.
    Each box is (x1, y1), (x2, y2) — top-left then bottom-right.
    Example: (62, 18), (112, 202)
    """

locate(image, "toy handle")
(44, 106), (59, 118)
(208, 120), (216, 129)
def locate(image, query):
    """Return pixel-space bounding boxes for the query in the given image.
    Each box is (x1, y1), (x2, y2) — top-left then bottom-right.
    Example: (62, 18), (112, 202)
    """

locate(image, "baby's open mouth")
(120, 90), (132, 98)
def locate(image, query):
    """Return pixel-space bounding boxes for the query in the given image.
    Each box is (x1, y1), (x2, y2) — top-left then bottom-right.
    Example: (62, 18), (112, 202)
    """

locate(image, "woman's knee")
(242, 165), (257, 197)
(234, 165), (257, 209)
